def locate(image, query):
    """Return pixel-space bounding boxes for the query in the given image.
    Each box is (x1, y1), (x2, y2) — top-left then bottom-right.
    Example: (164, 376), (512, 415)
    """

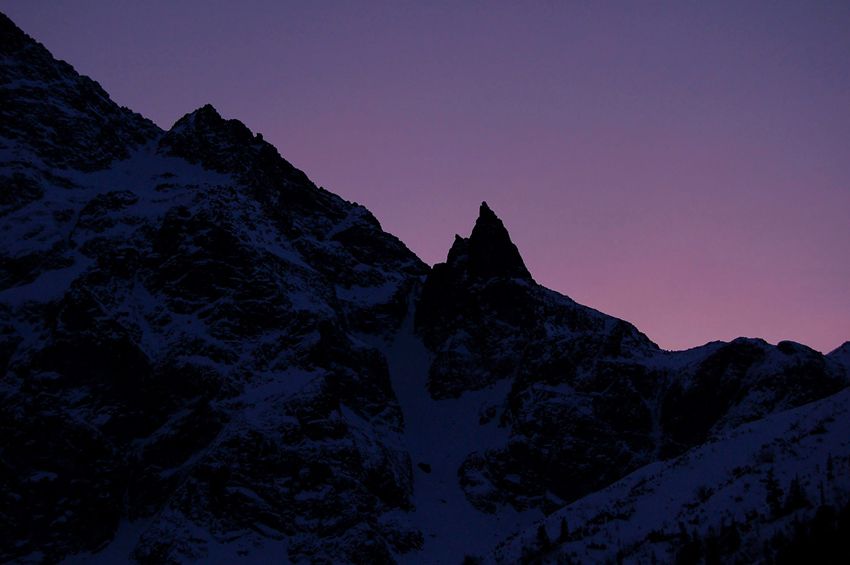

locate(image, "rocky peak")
(0, 12), (159, 170)
(158, 104), (311, 189)
(0, 11), (29, 51)
(159, 104), (261, 168)
(445, 202), (532, 281)
(165, 104), (253, 144)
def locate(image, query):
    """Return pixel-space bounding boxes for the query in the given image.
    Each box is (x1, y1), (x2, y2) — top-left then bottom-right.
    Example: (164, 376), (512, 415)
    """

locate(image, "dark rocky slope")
(1, 13), (426, 563)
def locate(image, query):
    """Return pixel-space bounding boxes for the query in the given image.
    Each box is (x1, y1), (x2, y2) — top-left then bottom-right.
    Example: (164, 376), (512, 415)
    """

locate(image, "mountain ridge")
(1, 12), (848, 564)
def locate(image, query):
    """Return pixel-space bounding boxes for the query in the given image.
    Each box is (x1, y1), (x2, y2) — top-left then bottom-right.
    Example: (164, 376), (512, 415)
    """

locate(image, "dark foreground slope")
(1, 12), (848, 564)
(495, 385), (850, 564)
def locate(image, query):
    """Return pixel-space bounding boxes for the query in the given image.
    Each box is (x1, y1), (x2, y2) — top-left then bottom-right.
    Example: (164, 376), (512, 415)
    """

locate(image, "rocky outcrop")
(416, 204), (847, 515)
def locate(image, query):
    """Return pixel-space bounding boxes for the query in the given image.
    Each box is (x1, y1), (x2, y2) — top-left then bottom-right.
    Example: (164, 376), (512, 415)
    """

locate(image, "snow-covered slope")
(494, 386), (850, 564)
(368, 297), (542, 564)
(829, 342), (850, 371)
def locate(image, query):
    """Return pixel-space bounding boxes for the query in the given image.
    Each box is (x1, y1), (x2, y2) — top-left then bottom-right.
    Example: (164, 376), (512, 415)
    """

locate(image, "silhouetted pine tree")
(558, 517), (570, 542)
(784, 475), (809, 514)
(675, 534), (703, 565)
(537, 524), (551, 550)
(764, 469), (783, 517)
(704, 532), (720, 565)
(720, 520), (741, 555)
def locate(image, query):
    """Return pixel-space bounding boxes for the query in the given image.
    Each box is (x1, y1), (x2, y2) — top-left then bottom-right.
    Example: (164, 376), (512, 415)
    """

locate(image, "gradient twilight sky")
(4, 1), (849, 352)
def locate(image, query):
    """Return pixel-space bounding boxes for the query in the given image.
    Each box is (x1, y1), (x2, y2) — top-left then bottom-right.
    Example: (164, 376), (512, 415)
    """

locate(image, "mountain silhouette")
(1, 12), (848, 564)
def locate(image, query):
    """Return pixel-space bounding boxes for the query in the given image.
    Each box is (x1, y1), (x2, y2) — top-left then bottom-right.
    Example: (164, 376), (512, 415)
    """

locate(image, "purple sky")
(5, 1), (849, 352)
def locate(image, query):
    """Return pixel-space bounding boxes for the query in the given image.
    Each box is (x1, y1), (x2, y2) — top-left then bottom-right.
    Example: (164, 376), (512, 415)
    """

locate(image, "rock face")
(1, 11), (848, 564)
(0, 13), (425, 564)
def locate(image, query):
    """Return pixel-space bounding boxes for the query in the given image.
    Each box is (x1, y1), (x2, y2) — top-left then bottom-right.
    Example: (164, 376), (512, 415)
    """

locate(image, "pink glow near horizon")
(5, 1), (849, 352)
